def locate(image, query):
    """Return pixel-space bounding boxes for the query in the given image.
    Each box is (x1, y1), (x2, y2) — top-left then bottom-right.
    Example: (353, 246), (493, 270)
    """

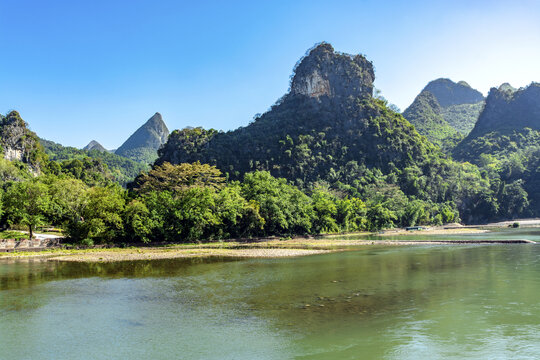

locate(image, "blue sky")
(1, 0), (539, 149)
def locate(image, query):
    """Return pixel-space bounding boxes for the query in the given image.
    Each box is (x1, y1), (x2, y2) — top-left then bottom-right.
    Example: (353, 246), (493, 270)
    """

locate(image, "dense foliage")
(41, 139), (148, 186)
(402, 91), (459, 147)
(442, 102), (484, 135)
(157, 97), (494, 224)
(453, 84), (540, 219)
(0, 163), (463, 244)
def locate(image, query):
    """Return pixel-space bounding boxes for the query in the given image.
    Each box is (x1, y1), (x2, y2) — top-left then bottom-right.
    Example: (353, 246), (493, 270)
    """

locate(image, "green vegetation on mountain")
(0, 111), (48, 173)
(0, 45), (537, 245)
(402, 91), (459, 147)
(453, 83), (540, 218)
(402, 79), (484, 152)
(441, 102), (484, 134)
(115, 112), (169, 164)
(41, 138), (148, 186)
(156, 43), (496, 224)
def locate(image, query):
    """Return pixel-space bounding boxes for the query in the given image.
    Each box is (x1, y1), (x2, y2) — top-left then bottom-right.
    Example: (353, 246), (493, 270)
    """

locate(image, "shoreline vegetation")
(1, 227), (536, 263)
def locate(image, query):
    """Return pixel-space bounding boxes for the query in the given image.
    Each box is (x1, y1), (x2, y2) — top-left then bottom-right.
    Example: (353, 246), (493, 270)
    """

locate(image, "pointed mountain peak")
(290, 42), (374, 99)
(83, 140), (107, 152)
(115, 113), (170, 163)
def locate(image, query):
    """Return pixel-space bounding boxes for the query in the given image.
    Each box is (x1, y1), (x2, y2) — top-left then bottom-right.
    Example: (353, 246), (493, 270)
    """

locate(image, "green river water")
(2, 229), (540, 359)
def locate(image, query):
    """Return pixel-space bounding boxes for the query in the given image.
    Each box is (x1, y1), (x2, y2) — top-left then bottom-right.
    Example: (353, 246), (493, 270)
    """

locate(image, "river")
(2, 229), (540, 359)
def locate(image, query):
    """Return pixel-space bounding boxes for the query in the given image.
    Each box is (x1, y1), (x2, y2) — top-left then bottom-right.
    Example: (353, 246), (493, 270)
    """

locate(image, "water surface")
(2, 229), (540, 359)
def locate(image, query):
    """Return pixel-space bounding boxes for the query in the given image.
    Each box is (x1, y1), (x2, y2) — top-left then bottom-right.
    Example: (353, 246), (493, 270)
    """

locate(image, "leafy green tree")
(311, 188), (338, 233)
(241, 171), (314, 235)
(64, 185), (125, 243)
(124, 199), (154, 243)
(336, 197), (368, 231)
(130, 162), (225, 194)
(366, 203), (397, 231)
(211, 184), (264, 238)
(499, 180), (529, 219)
(45, 176), (89, 224)
(4, 181), (50, 239)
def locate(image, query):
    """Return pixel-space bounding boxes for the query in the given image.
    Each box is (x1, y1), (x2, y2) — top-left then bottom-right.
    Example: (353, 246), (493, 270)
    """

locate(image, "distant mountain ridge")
(115, 112), (169, 164)
(402, 90), (459, 149)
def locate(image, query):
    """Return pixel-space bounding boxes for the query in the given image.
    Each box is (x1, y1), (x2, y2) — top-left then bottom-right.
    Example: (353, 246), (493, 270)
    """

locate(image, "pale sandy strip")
(47, 248), (331, 262)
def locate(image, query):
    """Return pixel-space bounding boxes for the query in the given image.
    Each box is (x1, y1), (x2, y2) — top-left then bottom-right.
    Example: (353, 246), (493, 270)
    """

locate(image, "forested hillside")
(402, 79), (485, 150)
(453, 83), (540, 217)
(156, 43), (497, 223)
(0, 45), (537, 246)
(41, 138), (148, 186)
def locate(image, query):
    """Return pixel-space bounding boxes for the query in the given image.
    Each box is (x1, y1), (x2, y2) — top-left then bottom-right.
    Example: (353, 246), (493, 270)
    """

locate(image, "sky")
(1, 0), (539, 149)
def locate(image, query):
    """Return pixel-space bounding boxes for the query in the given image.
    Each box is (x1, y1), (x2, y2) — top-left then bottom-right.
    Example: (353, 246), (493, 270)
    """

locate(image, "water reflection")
(1, 241), (540, 359)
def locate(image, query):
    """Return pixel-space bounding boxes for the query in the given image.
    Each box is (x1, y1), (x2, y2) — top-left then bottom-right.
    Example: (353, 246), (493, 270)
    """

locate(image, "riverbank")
(0, 226), (535, 262)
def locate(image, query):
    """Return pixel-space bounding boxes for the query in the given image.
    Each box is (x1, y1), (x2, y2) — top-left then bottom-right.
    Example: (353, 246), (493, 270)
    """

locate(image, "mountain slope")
(453, 83), (540, 161)
(41, 139), (148, 186)
(402, 91), (459, 148)
(453, 83), (540, 217)
(115, 112), (169, 163)
(155, 43), (494, 223)
(402, 79), (485, 149)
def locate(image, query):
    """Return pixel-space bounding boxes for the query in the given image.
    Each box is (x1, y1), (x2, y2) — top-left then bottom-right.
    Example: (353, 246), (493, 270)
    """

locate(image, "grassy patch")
(0, 231), (28, 240)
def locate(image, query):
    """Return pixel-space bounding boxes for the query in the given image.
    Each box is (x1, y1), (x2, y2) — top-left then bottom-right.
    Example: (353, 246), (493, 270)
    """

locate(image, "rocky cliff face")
(0, 111), (46, 172)
(115, 112), (169, 163)
(290, 43), (374, 100)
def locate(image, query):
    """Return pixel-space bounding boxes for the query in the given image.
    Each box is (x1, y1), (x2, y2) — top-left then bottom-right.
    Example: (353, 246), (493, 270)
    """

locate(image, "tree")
(366, 203), (397, 231)
(130, 162), (225, 194)
(4, 181), (50, 239)
(311, 188), (338, 233)
(64, 185), (125, 243)
(241, 171), (313, 235)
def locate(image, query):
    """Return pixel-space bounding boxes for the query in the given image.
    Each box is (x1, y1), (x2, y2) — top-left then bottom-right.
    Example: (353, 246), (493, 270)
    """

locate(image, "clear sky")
(1, 0), (539, 149)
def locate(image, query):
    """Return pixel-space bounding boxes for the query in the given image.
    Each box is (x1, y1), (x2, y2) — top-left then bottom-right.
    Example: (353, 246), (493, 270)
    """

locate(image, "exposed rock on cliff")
(290, 42), (374, 100)
(0, 111), (47, 172)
